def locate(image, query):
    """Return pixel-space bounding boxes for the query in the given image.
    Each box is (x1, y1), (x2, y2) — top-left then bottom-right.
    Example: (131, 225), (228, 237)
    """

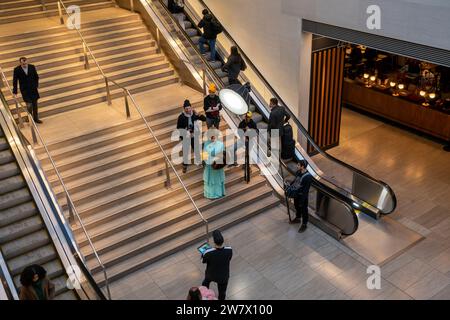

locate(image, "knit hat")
(183, 99), (191, 108)
(208, 83), (217, 93)
(212, 230), (224, 246)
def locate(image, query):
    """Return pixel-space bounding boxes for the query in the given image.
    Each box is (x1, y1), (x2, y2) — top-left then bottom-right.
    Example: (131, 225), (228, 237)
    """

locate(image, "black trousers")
(26, 99), (39, 121)
(294, 197), (309, 225)
(202, 278), (228, 300)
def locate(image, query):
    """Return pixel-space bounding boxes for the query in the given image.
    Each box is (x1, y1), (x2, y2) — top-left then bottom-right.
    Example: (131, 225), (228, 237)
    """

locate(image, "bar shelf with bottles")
(342, 44), (450, 140)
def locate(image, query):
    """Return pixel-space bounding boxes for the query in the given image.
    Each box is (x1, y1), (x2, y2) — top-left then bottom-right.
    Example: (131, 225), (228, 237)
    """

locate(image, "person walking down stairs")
(12, 57), (42, 123)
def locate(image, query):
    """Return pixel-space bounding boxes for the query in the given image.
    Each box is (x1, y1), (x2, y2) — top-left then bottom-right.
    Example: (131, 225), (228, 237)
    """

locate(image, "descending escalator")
(0, 84), (106, 300)
(0, 126), (77, 300)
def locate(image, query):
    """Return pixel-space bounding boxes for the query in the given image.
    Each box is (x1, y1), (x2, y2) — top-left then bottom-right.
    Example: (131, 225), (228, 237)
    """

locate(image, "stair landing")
(21, 83), (203, 145)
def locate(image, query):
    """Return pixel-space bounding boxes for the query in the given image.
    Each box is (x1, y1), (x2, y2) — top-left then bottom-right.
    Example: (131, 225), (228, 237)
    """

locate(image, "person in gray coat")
(222, 46), (247, 85)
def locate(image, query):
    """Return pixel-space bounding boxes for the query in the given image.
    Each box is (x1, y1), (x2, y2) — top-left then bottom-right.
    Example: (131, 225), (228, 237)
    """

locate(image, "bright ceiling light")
(219, 89), (248, 115)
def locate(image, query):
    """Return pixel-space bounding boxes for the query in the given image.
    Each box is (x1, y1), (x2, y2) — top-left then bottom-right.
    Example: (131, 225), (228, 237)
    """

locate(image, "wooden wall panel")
(308, 47), (345, 153)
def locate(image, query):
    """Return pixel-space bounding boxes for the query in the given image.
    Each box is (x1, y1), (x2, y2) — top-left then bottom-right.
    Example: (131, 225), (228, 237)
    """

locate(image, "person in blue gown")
(203, 129), (226, 199)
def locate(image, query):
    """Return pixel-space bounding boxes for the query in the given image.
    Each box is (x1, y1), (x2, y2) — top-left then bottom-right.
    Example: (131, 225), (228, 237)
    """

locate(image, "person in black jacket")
(232, 111), (257, 165)
(222, 46), (247, 85)
(268, 98), (290, 136)
(203, 83), (222, 129)
(268, 98), (290, 155)
(202, 230), (232, 300)
(290, 160), (313, 232)
(177, 99), (206, 173)
(12, 57), (42, 123)
(198, 10), (220, 61)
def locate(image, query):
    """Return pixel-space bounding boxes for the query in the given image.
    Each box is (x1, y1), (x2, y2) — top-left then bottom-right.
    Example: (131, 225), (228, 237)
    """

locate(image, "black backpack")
(212, 19), (223, 35)
(281, 122), (295, 160)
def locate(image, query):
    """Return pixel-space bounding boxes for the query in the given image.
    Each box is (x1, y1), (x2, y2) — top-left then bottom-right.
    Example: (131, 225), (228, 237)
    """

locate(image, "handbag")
(212, 151), (227, 170)
(285, 173), (310, 198)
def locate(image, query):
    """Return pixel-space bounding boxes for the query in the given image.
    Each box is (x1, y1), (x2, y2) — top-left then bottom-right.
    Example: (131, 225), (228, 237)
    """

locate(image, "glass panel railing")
(178, 0), (397, 216)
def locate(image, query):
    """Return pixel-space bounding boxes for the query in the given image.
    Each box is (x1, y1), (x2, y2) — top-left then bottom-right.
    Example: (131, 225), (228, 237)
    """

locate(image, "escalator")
(132, 0), (397, 238)
(0, 85), (105, 299)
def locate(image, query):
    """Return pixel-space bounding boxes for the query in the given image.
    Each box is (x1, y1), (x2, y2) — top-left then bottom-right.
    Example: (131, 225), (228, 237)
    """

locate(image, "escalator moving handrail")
(187, 0), (397, 214)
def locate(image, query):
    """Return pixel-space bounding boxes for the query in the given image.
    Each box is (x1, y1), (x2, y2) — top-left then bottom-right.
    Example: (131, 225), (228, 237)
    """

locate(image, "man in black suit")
(290, 160), (313, 232)
(12, 57), (42, 123)
(201, 230), (233, 300)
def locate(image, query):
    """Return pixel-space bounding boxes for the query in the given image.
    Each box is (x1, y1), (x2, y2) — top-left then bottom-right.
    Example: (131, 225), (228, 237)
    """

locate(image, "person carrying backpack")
(198, 9), (222, 62)
(281, 121), (295, 160)
(285, 160), (313, 232)
(222, 46), (247, 85)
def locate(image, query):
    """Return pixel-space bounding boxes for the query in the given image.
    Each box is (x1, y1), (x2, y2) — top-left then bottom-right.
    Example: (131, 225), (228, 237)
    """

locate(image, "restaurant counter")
(342, 79), (450, 140)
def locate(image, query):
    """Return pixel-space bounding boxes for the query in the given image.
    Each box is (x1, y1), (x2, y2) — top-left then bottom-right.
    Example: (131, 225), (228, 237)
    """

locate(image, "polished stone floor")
(108, 107), (450, 300)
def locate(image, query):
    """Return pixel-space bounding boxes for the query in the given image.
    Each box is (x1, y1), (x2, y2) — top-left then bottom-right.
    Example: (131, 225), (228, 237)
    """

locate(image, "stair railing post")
(83, 43), (90, 70)
(105, 78), (112, 106)
(16, 101), (24, 128)
(30, 121), (38, 145)
(202, 67), (207, 95)
(156, 28), (161, 54)
(164, 160), (171, 188)
(67, 195), (75, 224)
(124, 90), (131, 119)
(129, 0), (134, 12)
(57, 1), (64, 25)
(40, 0), (47, 11)
(245, 137), (250, 183)
(103, 270), (111, 300)
(0, 73), (4, 88)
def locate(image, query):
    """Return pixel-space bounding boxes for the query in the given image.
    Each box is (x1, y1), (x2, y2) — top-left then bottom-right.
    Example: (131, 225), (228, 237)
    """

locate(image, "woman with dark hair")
(19, 264), (55, 300)
(187, 286), (217, 300)
(222, 46), (247, 85)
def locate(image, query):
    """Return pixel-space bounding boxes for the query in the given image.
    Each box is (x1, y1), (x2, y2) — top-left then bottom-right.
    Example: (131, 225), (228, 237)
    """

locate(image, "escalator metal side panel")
(0, 101), (97, 299)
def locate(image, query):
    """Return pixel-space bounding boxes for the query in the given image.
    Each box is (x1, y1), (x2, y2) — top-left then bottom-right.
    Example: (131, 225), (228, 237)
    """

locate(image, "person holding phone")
(201, 230), (232, 300)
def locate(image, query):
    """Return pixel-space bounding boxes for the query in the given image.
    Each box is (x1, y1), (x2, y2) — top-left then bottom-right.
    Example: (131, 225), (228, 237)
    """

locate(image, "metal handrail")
(57, 0), (210, 242)
(176, 0), (397, 214)
(0, 68), (111, 300)
(0, 250), (18, 300)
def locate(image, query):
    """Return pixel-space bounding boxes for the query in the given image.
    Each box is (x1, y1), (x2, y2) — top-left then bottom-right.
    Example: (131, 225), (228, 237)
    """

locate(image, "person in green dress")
(203, 128), (226, 199)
